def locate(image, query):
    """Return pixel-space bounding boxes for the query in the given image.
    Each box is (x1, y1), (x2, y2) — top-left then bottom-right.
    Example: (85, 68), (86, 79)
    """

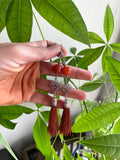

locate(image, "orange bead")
(52, 64), (62, 74)
(61, 66), (71, 76)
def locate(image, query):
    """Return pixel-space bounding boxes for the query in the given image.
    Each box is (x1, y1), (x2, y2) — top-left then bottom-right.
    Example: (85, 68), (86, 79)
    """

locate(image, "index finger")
(40, 61), (93, 80)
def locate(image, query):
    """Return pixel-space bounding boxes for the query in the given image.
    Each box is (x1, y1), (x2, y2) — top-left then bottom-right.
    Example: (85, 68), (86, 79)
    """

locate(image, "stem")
(70, 79), (78, 89)
(79, 101), (83, 117)
(52, 135), (58, 147)
(103, 154), (106, 160)
(33, 11), (45, 40)
(104, 82), (112, 102)
(83, 101), (88, 113)
(65, 137), (80, 142)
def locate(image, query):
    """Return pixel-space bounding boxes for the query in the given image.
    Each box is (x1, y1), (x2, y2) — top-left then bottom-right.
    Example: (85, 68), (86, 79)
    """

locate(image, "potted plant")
(0, 0), (120, 159)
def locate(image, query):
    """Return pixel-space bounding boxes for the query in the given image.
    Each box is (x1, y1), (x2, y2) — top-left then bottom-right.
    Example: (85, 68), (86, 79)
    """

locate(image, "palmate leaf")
(63, 143), (74, 160)
(0, 115), (17, 129)
(79, 134), (120, 159)
(0, 105), (34, 120)
(72, 102), (120, 133)
(106, 56), (120, 91)
(0, 0), (11, 32)
(110, 43), (120, 53)
(0, 132), (18, 160)
(102, 46), (112, 74)
(104, 5), (114, 42)
(31, 0), (90, 46)
(6, 0), (32, 42)
(77, 46), (104, 69)
(33, 114), (51, 156)
(70, 47), (77, 55)
(88, 32), (105, 44)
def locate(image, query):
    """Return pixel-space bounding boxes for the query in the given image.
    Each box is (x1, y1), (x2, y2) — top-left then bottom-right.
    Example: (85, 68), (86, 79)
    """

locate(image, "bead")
(64, 99), (71, 108)
(52, 98), (57, 106)
(61, 66), (71, 76)
(52, 64), (62, 74)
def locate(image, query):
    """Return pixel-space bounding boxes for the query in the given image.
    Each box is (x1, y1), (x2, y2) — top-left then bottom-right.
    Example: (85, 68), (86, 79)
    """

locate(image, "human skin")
(0, 40), (92, 108)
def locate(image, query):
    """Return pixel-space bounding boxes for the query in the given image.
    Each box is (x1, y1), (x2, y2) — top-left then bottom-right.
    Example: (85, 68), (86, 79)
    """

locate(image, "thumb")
(14, 44), (67, 64)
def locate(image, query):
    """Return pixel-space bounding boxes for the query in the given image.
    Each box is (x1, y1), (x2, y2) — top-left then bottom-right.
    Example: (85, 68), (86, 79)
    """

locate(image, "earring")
(60, 51), (72, 136)
(47, 58), (62, 137)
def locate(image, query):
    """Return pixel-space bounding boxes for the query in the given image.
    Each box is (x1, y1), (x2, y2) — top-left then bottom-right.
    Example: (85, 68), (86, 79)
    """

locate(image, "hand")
(0, 40), (92, 108)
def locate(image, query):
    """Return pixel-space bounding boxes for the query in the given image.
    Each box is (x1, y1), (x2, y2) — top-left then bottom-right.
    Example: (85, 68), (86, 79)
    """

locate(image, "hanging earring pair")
(47, 51), (72, 137)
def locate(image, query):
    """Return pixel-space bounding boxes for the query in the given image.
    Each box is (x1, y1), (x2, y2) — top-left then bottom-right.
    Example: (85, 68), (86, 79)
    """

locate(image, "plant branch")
(33, 11), (45, 40)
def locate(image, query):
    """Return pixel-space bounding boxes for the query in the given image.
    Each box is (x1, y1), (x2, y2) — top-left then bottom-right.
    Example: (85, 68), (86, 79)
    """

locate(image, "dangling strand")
(47, 57), (62, 137)
(60, 51), (72, 136)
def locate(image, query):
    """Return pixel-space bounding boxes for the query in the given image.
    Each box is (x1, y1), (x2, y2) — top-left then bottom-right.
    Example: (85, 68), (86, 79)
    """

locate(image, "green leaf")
(77, 46), (104, 68)
(80, 75), (108, 92)
(110, 43), (120, 53)
(80, 82), (102, 92)
(106, 56), (120, 91)
(35, 103), (43, 108)
(80, 134), (120, 159)
(0, 132), (18, 160)
(6, 0), (32, 42)
(0, 115), (17, 129)
(45, 152), (53, 160)
(72, 102), (120, 133)
(31, 0), (90, 46)
(113, 118), (120, 134)
(88, 32), (105, 44)
(41, 111), (50, 123)
(83, 150), (96, 160)
(33, 114), (51, 156)
(68, 57), (77, 67)
(0, 105), (34, 120)
(102, 46), (112, 74)
(63, 143), (73, 160)
(104, 5), (114, 42)
(77, 154), (83, 160)
(52, 148), (60, 160)
(70, 47), (77, 55)
(0, 0), (11, 32)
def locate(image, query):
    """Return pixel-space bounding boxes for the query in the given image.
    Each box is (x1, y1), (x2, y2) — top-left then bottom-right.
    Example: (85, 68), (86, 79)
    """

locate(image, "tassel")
(47, 106), (59, 137)
(60, 99), (72, 136)
(47, 98), (59, 137)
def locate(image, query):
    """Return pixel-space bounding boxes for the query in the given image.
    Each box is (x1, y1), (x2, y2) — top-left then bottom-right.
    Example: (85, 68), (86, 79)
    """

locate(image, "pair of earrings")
(47, 51), (72, 137)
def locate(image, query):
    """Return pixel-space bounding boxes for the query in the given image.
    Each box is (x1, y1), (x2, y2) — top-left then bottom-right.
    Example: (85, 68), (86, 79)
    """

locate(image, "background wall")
(0, 0), (120, 157)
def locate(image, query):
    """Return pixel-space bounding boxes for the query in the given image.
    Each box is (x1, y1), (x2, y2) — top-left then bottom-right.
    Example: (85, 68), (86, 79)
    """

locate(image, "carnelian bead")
(52, 64), (62, 74)
(61, 66), (71, 76)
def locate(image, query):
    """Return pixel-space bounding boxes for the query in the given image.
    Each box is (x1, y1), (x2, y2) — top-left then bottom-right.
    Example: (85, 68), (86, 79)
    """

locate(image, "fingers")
(14, 45), (63, 64)
(29, 91), (64, 109)
(21, 40), (57, 48)
(40, 61), (93, 81)
(36, 78), (87, 100)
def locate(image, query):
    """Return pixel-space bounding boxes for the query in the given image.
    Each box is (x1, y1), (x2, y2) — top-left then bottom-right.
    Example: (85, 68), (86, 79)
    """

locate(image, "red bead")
(52, 64), (62, 74)
(61, 66), (71, 76)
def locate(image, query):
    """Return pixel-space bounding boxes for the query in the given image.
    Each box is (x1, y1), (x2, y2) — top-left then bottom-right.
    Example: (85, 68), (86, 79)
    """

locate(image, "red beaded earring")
(60, 52), (72, 136)
(47, 58), (62, 137)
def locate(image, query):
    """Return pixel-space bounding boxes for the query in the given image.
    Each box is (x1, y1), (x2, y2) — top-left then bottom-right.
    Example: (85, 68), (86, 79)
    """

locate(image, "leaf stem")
(103, 154), (106, 160)
(83, 100), (88, 113)
(52, 135), (58, 147)
(33, 11), (45, 40)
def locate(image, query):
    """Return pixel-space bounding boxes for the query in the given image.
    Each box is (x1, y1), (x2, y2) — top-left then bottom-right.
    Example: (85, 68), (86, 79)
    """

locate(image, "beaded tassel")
(47, 59), (62, 137)
(60, 52), (72, 136)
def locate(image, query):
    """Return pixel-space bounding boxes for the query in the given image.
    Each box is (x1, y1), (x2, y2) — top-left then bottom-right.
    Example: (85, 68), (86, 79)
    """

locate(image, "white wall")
(0, 0), (120, 156)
